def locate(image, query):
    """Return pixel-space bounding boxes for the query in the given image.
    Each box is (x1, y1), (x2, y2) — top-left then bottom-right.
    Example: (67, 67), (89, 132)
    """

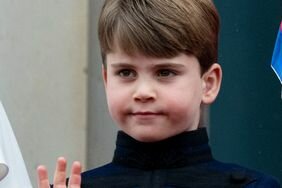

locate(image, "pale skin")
(37, 52), (222, 187)
(37, 157), (81, 188)
(103, 51), (222, 142)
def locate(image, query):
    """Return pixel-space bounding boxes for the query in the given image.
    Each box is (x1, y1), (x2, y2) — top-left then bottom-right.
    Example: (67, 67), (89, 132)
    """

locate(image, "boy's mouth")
(131, 112), (162, 115)
(126, 110), (166, 124)
(129, 111), (165, 119)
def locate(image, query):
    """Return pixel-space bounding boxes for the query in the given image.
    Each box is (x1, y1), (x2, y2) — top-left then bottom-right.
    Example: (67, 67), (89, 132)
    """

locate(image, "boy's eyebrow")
(152, 63), (185, 69)
(110, 63), (135, 68)
(110, 62), (186, 69)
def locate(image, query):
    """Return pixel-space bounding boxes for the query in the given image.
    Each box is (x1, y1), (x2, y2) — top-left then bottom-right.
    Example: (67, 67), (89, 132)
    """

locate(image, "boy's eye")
(157, 69), (177, 77)
(117, 69), (136, 78)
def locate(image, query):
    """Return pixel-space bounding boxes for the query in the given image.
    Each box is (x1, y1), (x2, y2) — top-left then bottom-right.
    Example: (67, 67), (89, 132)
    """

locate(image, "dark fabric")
(80, 128), (280, 188)
(112, 128), (212, 170)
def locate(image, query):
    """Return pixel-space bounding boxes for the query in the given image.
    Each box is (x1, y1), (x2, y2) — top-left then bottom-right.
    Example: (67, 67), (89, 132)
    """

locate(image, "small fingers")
(37, 165), (51, 188)
(68, 161), (82, 188)
(53, 157), (67, 187)
(38, 157), (81, 188)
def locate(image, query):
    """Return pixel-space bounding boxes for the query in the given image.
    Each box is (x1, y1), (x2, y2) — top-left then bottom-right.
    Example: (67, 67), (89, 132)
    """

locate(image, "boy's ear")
(201, 63), (222, 104)
(102, 64), (107, 86)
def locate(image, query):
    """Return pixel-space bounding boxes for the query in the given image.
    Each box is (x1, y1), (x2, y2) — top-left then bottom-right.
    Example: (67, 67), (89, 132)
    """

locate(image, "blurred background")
(211, 0), (282, 183)
(0, 0), (281, 186)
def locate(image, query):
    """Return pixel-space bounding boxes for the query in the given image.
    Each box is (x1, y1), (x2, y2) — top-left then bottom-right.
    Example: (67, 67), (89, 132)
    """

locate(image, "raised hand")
(37, 157), (81, 188)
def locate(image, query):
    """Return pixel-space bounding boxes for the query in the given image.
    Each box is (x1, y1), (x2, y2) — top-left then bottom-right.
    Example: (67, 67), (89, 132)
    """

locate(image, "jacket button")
(230, 171), (247, 184)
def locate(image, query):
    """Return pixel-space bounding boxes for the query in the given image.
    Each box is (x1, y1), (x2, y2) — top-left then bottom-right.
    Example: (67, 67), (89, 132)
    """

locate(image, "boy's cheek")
(106, 94), (126, 118)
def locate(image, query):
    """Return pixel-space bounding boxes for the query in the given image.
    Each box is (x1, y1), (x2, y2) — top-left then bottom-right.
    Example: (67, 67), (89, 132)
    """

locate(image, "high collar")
(112, 128), (213, 170)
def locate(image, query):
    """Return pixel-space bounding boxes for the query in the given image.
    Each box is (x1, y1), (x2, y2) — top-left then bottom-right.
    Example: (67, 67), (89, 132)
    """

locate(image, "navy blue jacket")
(80, 128), (280, 187)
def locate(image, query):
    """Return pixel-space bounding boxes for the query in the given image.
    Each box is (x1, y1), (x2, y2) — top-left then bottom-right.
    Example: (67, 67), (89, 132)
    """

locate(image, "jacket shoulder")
(244, 173), (281, 187)
(205, 160), (281, 187)
(80, 162), (143, 187)
(81, 162), (129, 178)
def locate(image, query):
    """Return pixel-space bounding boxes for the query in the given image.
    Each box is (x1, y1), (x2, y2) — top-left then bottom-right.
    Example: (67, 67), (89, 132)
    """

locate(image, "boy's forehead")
(106, 50), (199, 66)
(106, 46), (149, 61)
(109, 42), (144, 57)
(104, 40), (198, 67)
(106, 51), (153, 63)
(106, 39), (182, 61)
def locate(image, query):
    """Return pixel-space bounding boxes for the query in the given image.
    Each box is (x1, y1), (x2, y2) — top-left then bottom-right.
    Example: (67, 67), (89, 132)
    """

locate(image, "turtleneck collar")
(112, 128), (213, 170)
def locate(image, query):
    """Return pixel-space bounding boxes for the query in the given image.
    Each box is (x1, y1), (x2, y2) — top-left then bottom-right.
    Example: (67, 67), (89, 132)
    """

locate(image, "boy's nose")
(133, 82), (156, 103)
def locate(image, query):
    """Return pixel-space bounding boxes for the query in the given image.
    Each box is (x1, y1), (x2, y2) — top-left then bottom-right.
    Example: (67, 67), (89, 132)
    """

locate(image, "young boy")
(37, 0), (281, 187)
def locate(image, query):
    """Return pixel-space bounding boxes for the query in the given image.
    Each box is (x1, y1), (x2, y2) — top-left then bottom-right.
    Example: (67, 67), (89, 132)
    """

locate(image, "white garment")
(0, 101), (32, 187)
(0, 148), (8, 181)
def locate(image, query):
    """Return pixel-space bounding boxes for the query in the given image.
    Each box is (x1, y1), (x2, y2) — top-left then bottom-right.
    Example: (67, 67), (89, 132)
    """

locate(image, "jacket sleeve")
(245, 176), (281, 188)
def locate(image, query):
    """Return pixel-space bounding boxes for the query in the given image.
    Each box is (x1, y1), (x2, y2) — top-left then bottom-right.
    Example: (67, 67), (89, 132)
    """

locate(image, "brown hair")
(98, 0), (220, 73)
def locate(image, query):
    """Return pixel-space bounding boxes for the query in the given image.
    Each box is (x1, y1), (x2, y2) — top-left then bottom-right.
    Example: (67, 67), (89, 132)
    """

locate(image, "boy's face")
(103, 50), (221, 142)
